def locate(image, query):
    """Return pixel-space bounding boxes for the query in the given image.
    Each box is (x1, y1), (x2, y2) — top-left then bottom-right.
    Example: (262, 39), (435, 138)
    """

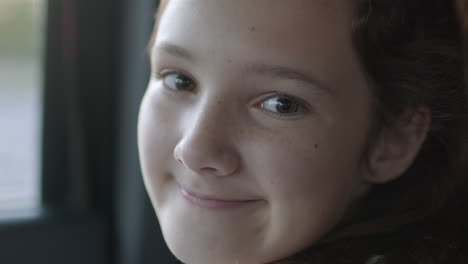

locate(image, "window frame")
(0, 0), (116, 262)
(0, 0), (175, 263)
(0, 0), (177, 264)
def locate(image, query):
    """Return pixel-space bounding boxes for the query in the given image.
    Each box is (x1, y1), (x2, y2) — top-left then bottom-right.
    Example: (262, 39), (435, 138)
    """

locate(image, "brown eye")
(160, 70), (196, 92)
(261, 95), (302, 115)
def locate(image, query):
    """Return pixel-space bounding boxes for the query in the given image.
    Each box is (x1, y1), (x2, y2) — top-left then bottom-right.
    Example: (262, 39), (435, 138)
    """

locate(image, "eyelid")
(255, 92), (311, 118)
(155, 68), (198, 91)
(257, 92), (311, 109)
(156, 68), (186, 79)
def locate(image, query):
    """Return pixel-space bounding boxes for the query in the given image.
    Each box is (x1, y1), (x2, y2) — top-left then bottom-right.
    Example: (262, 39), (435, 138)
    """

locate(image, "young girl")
(138, 0), (468, 263)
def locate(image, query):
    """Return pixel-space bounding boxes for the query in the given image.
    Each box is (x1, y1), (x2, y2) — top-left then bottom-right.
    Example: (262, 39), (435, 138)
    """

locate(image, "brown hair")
(280, 0), (468, 262)
(150, 0), (468, 262)
(349, 0), (467, 228)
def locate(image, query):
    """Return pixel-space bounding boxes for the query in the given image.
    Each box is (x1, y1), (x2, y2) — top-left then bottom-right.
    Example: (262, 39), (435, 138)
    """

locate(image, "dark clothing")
(276, 206), (468, 264)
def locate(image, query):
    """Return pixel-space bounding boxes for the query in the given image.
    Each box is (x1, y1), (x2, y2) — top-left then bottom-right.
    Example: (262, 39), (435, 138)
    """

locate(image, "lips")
(178, 185), (261, 210)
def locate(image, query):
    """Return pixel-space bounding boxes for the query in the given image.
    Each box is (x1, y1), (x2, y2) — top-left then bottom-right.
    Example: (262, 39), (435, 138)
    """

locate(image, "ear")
(364, 107), (431, 184)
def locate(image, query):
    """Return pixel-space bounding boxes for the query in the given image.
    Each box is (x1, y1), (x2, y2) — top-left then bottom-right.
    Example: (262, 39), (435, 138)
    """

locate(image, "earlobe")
(365, 107), (431, 184)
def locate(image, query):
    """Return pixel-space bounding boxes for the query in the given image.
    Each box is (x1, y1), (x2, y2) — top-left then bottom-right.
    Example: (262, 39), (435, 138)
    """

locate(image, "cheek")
(243, 122), (367, 230)
(248, 129), (362, 197)
(237, 128), (366, 254)
(138, 87), (179, 203)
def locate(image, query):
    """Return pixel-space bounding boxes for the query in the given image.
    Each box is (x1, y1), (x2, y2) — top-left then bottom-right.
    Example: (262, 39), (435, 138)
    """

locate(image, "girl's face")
(139, 0), (372, 263)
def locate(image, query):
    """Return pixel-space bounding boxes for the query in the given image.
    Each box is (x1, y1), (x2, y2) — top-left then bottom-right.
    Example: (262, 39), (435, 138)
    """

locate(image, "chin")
(162, 228), (268, 264)
(163, 232), (296, 264)
(163, 234), (257, 264)
(166, 244), (258, 264)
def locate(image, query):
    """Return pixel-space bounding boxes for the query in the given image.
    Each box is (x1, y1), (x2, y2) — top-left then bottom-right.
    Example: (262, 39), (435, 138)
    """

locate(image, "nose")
(173, 101), (240, 177)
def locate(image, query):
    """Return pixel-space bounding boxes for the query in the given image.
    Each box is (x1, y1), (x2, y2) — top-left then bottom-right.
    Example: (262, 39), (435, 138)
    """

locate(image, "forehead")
(154, 0), (365, 95)
(156, 0), (352, 50)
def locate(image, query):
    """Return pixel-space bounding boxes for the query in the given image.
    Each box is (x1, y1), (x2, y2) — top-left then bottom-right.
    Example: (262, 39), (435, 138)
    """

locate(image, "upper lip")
(178, 184), (261, 202)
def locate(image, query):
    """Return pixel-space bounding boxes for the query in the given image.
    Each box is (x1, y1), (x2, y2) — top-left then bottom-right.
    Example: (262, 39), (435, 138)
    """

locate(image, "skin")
(138, 0), (429, 263)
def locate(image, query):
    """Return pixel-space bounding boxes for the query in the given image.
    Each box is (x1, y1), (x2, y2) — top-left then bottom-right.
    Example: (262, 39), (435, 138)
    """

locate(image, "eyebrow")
(244, 63), (334, 96)
(155, 42), (195, 62)
(155, 42), (334, 96)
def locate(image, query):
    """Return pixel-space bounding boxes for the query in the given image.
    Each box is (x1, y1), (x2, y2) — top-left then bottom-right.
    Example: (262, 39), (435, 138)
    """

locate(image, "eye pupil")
(162, 72), (196, 91)
(175, 75), (193, 89)
(276, 97), (299, 113)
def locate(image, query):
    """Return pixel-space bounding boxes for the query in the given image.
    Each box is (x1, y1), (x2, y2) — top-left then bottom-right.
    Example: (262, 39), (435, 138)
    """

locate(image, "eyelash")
(155, 69), (309, 117)
(255, 93), (309, 118)
(156, 69), (197, 92)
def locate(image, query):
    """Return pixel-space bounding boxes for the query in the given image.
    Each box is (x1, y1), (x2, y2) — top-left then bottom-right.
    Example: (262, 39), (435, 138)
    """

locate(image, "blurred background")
(0, 0), (178, 263)
(0, 0), (43, 210)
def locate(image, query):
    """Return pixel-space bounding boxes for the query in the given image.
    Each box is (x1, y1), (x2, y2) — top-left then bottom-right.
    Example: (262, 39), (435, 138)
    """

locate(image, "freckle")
(227, 58), (232, 63)
(314, 144), (319, 149)
(217, 100), (222, 105)
(249, 26), (256, 32)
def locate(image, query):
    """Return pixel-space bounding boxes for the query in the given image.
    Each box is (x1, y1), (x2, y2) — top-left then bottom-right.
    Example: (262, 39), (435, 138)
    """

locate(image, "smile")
(178, 185), (261, 210)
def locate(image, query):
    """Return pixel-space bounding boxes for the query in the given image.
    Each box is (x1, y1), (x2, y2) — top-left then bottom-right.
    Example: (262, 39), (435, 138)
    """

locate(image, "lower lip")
(179, 187), (260, 210)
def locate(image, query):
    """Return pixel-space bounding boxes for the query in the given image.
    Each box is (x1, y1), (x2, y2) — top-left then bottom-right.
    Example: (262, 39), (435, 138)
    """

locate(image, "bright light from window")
(0, 0), (43, 210)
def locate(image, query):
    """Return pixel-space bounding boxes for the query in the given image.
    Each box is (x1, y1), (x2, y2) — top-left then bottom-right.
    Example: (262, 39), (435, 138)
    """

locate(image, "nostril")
(200, 167), (217, 174)
(199, 167), (226, 176)
(173, 140), (240, 177)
